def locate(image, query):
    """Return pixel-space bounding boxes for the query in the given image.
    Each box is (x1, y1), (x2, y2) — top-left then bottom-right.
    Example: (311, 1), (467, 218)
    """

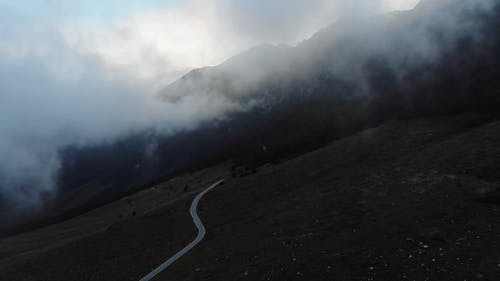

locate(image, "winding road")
(139, 179), (225, 281)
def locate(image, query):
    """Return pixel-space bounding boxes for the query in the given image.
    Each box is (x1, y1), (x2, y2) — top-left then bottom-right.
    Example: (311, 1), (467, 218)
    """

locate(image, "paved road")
(139, 179), (225, 281)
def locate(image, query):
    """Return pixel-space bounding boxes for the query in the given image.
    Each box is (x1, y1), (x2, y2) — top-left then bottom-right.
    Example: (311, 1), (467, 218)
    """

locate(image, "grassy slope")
(1, 114), (499, 281)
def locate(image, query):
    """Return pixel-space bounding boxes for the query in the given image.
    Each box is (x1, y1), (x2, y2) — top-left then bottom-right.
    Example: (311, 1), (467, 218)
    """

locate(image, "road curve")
(139, 179), (225, 281)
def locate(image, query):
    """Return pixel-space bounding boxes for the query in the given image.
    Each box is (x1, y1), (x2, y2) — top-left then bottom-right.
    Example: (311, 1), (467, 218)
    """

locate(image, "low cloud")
(0, 0), (428, 207)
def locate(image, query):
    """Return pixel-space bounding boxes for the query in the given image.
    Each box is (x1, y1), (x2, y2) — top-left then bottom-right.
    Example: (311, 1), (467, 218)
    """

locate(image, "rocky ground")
(1, 114), (499, 281)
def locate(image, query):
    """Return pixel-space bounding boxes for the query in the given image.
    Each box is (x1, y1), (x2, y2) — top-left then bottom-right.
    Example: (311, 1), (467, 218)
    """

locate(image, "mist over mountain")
(1, 0), (499, 235)
(162, 0), (499, 108)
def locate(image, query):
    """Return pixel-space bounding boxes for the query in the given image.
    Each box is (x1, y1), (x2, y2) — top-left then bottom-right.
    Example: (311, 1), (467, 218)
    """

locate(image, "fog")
(160, 0), (497, 106)
(0, 0), (495, 208)
(0, 50), (243, 206)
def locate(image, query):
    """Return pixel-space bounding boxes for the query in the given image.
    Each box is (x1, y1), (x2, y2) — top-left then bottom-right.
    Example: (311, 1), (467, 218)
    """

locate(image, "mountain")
(1, 1), (500, 280)
(1, 0), (499, 236)
(161, 0), (500, 113)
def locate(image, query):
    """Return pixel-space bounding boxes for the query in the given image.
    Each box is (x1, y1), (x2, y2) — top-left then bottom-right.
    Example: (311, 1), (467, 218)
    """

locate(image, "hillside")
(1, 114), (499, 280)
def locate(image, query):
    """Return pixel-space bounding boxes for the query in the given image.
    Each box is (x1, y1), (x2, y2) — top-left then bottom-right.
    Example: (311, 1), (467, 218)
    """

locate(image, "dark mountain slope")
(1, 114), (499, 281)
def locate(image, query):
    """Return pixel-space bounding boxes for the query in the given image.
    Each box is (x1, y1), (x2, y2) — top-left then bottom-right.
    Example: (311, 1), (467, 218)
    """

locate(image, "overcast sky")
(0, 0), (420, 84)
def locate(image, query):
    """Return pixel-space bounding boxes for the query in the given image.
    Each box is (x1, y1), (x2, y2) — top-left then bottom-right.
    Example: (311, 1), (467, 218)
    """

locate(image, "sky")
(0, 0), (421, 206)
(0, 0), (420, 84)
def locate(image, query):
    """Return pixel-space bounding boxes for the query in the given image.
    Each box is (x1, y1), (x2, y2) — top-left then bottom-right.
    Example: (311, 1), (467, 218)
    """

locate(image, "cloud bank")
(0, 0), (421, 207)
